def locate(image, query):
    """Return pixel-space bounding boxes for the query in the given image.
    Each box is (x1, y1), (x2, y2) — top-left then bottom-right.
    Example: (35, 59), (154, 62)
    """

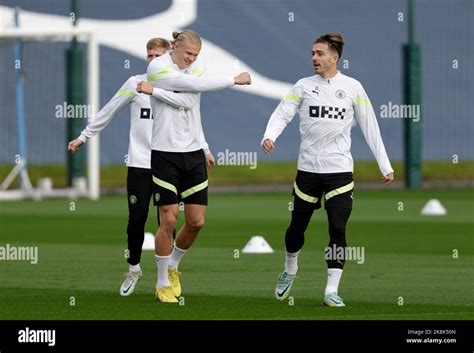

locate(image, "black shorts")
(292, 170), (354, 211)
(151, 149), (208, 206)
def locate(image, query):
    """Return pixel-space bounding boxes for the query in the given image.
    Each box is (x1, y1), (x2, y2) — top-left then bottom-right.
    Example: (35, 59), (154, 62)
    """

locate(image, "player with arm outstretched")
(68, 38), (214, 297)
(139, 30), (251, 303)
(262, 33), (394, 307)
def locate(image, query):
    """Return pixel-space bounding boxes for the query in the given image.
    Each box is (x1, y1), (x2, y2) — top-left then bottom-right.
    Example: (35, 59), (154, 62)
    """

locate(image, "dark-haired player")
(262, 33), (394, 307)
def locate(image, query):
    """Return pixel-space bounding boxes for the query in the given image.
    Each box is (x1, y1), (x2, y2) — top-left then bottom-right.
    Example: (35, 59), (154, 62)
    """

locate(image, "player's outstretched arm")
(145, 59), (251, 93)
(67, 78), (135, 153)
(136, 81), (199, 109)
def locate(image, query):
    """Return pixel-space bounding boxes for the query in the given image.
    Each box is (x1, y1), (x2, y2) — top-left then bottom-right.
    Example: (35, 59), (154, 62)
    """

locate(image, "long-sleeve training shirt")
(78, 74), (200, 169)
(262, 71), (393, 176)
(147, 51), (234, 153)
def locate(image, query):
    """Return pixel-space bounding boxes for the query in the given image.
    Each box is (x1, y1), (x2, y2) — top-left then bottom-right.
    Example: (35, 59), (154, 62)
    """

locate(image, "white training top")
(147, 51), (234, 153)
(78, 74), (201, 169)
(262, 71), (393, 176)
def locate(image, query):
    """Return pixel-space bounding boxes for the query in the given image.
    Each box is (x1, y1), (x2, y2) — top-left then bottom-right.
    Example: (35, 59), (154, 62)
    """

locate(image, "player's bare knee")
(162, 216), (177, 231)
(185, 217), (205, 232)
(160, 207), (178, 231)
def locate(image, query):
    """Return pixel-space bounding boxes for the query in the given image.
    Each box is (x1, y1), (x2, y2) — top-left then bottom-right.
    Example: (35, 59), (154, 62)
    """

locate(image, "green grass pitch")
(0, 189), (472, 320)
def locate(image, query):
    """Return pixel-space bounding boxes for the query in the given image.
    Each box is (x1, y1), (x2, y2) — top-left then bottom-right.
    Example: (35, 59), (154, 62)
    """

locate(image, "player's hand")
(382, 172), (394, 185)
(205, 153), (215, 169)
(262, 139), (274, 154)
(136, 81), (153, 95)
(68, 139), (83, 153)
(234, 72), (252, 85)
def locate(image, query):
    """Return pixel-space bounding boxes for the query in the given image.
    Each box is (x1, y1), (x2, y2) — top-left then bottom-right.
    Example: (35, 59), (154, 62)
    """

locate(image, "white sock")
(325, 268), (343, 295)
(284, 250), (300, 276)
(155, 255), (171, 288)
(129, 263), (141, 273)
(169, 245), (187, 270)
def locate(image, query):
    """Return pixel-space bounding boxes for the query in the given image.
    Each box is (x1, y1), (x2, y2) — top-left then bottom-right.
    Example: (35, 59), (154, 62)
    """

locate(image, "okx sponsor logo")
(309, 105), (346, 120)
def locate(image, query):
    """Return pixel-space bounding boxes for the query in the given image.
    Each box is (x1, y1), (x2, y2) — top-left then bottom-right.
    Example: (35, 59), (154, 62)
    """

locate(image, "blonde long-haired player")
(137, 29), (251, 303)
(68, 38), (212, 297)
